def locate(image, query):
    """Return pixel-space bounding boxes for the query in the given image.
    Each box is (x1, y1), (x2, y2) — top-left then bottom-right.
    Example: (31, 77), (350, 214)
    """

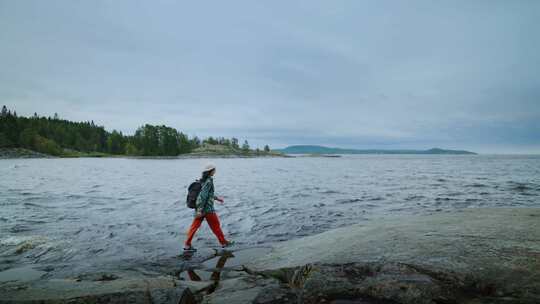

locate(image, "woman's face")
(210, 169), (216, 176)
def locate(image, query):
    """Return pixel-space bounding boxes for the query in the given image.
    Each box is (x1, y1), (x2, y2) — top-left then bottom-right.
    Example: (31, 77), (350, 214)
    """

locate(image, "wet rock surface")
(0, 247), (269, 303)
(1, 208), (539, 303)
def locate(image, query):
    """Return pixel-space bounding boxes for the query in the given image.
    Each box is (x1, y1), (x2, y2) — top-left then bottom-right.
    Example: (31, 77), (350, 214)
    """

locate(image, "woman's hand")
(215, 196), (224, 204)
(195, 210), (204, 218)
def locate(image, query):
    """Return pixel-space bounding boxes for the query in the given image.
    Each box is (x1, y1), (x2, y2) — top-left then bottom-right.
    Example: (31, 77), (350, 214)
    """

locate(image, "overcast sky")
(1, 1), (539, 153)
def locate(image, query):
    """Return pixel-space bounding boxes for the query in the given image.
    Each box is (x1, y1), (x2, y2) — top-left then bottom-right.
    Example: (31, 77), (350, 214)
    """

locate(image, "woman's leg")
(205, 212), (227, 245)
(185, 216), (204, 247)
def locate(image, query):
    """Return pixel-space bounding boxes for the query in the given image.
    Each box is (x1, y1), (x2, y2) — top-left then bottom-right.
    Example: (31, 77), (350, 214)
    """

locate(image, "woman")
(184, 164), (233, 251)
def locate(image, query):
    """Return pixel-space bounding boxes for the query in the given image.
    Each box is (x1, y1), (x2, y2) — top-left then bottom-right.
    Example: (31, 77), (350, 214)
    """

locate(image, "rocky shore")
(0, 147), (290, 159)
(0, 148), (55, 159)
(1, 208), (539, 303)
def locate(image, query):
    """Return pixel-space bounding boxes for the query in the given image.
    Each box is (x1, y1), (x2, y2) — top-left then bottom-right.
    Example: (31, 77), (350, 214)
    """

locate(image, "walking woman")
(184, 164), (233, 251)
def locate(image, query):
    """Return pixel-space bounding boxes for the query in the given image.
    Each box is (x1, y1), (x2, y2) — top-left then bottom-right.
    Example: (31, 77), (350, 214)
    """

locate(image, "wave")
(320, 190), (341, 194)
(466, 183), (488, 188)
(435, 197), (459, 202)
(507, 182), (536, 191)
(96, 207), (116, 213)
(405, 195), (426, 201)
(336, 198), (362, 204)
(259, 207), (277, 215)
(23, 201), (50, 208)
(0, 200), (17, 206)
(295, 224), (316, 236)
(9, 224), (34, 233)
(21, 219), (48, 224)
(65, 194), (85, 199)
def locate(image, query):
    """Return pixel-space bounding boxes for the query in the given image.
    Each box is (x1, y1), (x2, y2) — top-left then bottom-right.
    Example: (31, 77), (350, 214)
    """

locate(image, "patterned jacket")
(196, 177), (216, 214)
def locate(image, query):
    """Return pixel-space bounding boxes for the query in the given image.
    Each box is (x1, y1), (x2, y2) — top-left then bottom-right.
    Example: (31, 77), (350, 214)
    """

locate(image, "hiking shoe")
(221, 240), (235, 248)
(183, 246), (197, 252)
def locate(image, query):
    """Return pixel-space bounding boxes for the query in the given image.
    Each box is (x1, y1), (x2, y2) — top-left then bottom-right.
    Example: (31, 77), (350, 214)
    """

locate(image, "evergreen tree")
(204, 137), (218, 145)
(124, 142), (138, 155)
(190, 136), (201, 149)
(0, 132), (12, 148)
(160, 126), (180, 155)
(242, 140), (250, 154)
(231, 137), (239, 149)
(34, 135), (61, 155)
(107, 130), (125, 154)
(19, 128), (38, 149)
(133, 124), (160, 156)
(178, 132), (191, 154)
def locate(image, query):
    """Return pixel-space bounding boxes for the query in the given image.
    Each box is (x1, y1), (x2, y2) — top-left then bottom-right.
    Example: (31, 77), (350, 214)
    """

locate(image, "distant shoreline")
(276, 145), (477, 155)
(4, 148), (540, 159)
(0, 148), (290, 159)
(0, 147), (489, 159)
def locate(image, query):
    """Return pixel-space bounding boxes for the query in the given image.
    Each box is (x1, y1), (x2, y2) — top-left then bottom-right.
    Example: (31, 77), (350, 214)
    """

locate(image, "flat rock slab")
(226, 208), (540, 303)
(250, 208), (540, 270)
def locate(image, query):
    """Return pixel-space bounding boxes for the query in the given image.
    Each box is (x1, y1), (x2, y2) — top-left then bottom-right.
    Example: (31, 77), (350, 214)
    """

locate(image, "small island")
(0, 106), (283, 159)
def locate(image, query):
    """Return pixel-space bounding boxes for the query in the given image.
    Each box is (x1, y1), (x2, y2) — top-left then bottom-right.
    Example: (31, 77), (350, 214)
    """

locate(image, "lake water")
(1, 155), (539, 276)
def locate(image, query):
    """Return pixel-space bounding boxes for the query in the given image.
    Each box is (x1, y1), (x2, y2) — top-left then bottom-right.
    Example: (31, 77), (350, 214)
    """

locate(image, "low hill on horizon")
(275, 145), (477, 155)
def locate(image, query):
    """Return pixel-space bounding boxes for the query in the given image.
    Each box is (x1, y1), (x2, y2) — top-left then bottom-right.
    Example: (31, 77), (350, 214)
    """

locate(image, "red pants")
(185, 212), (226, 246)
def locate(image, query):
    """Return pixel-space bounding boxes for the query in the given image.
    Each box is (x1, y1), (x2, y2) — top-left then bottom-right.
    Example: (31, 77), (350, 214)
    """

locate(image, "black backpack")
(186, 180), (202, 208)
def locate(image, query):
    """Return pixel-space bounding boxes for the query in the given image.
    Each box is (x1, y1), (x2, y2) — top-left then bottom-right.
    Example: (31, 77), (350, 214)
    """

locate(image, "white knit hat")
(203, 164), (216, 172)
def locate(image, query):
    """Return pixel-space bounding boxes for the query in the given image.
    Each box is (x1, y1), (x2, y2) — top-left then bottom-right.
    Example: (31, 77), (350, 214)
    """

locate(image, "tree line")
(0, 106), (271, 156)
